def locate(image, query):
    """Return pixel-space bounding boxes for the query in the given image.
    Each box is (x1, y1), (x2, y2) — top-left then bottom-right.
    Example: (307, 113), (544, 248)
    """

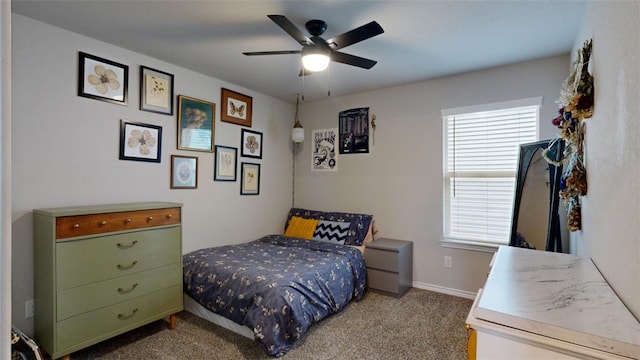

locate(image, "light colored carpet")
(70, 288), (473, 359)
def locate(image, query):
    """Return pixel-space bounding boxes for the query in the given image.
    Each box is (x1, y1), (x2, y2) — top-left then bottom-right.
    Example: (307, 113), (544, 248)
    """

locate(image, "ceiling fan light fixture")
(301, 47), (330, 72)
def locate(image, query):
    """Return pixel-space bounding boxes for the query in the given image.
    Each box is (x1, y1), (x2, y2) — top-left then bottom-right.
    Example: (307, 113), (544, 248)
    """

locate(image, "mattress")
(183, 234), (366, 356)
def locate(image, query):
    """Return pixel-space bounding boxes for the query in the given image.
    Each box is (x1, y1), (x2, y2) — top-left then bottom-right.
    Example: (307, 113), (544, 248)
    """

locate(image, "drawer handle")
(147, 216), (153, 221)
(117, 240), (138, 249)
(125, 218), (132, 223)
(117, 260), (138, 270)
(100, 220), (107, 225)
(117, 283), (139, 294)
(73, 224), (80, 229)
(167, 214), (173, 219)
(117, 308), (139, 320)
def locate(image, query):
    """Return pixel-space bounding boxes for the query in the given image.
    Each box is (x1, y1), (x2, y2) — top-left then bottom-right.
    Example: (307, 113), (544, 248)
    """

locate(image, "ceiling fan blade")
(332, 51), (378, 69)
(243, 50), (301, 56)
(267, 15), (312, 46)
(326, 21), (384, 50)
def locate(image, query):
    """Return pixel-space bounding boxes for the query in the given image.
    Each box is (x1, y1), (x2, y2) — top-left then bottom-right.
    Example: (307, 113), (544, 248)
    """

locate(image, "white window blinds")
(442, 98), (539, 247)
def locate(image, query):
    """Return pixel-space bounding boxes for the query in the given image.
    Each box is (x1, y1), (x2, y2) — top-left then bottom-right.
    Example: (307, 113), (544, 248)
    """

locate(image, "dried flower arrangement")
(543, 39), (593, 231)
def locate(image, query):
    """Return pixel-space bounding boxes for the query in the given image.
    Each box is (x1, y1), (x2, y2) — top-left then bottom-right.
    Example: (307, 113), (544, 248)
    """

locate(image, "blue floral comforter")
(182, 235), (367, 357)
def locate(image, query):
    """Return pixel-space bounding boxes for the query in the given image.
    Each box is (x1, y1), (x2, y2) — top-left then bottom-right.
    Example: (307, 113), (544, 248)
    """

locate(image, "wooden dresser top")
(33, 201), (182, 217)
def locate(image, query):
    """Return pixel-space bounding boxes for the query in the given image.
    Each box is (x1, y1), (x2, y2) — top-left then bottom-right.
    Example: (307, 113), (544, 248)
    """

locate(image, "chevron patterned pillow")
(313, 220), (351, 245)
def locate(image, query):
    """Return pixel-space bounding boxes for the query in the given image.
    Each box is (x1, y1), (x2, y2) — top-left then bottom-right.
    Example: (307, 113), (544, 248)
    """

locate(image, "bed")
(182, 208), (374, 357)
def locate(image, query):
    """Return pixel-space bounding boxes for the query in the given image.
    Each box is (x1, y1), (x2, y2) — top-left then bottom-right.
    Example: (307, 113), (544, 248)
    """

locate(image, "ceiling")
(11, 0), (586, 103)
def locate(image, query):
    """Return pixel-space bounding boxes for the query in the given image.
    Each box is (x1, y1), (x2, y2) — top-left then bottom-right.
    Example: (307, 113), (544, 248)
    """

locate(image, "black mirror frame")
(509, 139), (564, 252)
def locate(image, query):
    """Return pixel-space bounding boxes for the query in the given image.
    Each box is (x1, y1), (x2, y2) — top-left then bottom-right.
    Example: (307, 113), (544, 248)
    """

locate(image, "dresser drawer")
(56, 227), (181, 290)
(56, 285), (182, 351)
(367, 269), (400, 294)
(57, 263), (181, 321)
(56, 207), (181, 239)
(365, 248), (399, 272)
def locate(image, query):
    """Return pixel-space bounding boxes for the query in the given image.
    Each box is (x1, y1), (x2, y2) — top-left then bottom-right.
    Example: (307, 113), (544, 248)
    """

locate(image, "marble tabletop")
(474, 246), (640, 359)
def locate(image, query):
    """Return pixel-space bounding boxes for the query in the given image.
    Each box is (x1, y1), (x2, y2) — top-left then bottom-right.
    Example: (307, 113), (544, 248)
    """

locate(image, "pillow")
(313, 220), (350, 245)
(284, 216), (318, 239)
(286, 208), (373, 245)
(362, 221), (377, 246)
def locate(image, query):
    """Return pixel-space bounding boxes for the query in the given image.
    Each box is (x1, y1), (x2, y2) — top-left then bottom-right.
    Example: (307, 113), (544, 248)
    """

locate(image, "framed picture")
(78, 52), (128, 105)
(241, 129), (262, 159)
(170, 155), (198, 189)
(221, 88), (253, 127)
(339, 107), (370, 154)
(240, 162), (260, 195)
(177, 95), (215, 152)
(119, 120), (162, 163)
(214, 145), (237, 181)
(140, 65), (174, 115)
(312, 128), (339, 171)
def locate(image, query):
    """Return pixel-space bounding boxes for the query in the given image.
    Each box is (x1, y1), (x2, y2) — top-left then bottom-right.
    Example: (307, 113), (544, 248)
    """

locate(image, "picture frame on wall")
(241, 128), (262, 159)
(177, 95), (215, 152)
(170, 155), (198, 189)
(78, 51), (128, 105)
(221, 88), (253, 127)
(339, 107), (370, 154)
(140, 65), (174, 115)
(240, 162), (260, 195)
(311, 128), (339, 171)
(214, 145), (237, 181)
(119, 120), (162, 163)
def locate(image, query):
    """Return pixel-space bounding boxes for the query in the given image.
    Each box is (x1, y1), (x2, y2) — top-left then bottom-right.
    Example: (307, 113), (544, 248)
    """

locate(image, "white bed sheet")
(183, 293), (254, 339)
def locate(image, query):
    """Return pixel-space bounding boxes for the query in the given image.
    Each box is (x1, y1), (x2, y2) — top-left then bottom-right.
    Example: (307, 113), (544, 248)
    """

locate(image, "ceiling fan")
(243, 15), (384, 75)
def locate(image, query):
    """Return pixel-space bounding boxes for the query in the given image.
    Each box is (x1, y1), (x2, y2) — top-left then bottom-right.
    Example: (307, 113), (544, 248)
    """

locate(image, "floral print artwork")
(245, 135), (259, 153)
(87, 64), (120, 94)
(127, 129), (157, 156)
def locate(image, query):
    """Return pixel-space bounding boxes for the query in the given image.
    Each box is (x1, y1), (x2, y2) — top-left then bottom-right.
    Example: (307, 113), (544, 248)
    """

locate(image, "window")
(442, 98), (540, 250)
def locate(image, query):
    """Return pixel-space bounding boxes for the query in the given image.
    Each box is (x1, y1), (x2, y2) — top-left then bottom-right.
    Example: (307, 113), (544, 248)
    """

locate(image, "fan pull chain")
(327, 63), (331, 97)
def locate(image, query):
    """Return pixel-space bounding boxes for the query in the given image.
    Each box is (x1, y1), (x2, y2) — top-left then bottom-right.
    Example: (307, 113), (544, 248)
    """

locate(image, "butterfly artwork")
(229, 101), (246, 118)
(221, 88), (253, 127)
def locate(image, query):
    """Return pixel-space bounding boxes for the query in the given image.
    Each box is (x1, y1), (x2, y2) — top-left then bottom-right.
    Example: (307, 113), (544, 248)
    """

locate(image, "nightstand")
(364, 238), (413, 298)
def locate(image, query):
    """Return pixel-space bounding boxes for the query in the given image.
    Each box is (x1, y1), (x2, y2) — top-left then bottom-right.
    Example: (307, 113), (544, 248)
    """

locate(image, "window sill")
(440, 238), (503, 253)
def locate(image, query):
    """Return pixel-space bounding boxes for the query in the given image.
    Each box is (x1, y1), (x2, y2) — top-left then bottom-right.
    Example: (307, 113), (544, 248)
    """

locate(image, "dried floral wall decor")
(119, 120), (162, 163)
(543, 39), (593, 231)
(78, 52), (128, 105)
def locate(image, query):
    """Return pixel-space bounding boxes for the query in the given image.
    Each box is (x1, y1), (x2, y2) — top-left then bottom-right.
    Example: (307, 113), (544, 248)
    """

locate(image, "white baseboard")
(412, 281), (477, 300)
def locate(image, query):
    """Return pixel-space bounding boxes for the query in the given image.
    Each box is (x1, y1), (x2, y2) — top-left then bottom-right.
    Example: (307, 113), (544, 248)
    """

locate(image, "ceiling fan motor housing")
(305, 19), (327, 36)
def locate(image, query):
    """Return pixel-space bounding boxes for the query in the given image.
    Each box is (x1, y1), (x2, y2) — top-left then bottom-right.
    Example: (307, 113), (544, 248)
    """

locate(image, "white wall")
(1, 1), (11, 358)
(11, 15), (295, 334)
(572, 1), (640, 319)
(296, 55), (569, 296)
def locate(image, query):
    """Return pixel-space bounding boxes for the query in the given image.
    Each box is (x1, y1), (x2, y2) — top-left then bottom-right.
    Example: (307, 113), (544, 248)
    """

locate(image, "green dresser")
(33, 202), (183, 360)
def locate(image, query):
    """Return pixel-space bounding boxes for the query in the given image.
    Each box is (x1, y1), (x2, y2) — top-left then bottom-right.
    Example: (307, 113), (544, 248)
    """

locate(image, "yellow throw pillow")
(284, 216), (319, 240)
